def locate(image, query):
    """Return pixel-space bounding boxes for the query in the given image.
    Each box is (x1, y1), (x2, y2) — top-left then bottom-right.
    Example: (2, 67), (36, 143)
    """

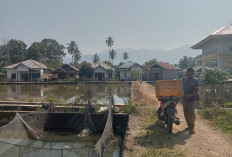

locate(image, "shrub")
(121, 100), (141, 115)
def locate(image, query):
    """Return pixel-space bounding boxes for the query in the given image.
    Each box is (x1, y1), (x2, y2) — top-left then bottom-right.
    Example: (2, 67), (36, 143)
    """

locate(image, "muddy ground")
(123, 81), (232, 157)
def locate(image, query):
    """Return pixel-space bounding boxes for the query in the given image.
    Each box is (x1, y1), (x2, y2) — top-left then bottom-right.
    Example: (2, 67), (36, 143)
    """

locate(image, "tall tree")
(67, 41), (81, 64)
(4, 39), (27, 64)
(26, 42), (46, 62)
(122, 52), (129, 61)
(0, 44), (9, 72)
(106, 36), (114, 61)
(41, 39), (66, 68)
(92, 54), (100, 63)
(178, 56), (195, 70)
(143, 58), (158, 68)
(109, 49), (117, 65)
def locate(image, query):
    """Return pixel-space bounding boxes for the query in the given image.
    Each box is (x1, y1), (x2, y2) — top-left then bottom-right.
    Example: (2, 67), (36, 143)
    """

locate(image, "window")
(124, 73), (126, 77)
(11, 73), (16, 79)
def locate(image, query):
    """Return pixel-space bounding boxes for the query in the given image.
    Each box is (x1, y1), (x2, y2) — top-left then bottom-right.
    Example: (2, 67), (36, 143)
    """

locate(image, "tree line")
(0, 38), (81, 72)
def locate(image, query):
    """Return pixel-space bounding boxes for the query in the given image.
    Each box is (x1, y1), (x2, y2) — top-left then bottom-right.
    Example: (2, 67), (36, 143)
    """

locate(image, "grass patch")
(200, 107), (232, 135)
(136, 108), (185, 157)
(120, 100), (141, 115)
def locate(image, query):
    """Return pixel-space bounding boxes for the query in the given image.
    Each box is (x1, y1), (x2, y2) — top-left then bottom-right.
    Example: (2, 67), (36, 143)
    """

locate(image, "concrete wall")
(119, 65), (143, 80)
(201, 36), (232, 71)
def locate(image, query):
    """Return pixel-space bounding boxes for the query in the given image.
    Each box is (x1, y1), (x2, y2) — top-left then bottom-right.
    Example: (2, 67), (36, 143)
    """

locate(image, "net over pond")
(0, 97), (123, 157)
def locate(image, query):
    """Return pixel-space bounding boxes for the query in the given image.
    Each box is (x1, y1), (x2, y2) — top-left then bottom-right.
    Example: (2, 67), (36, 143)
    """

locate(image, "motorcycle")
(157, 96), (180, 134)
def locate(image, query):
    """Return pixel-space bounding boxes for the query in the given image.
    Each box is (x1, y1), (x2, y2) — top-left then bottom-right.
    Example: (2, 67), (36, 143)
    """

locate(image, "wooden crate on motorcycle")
(155, 79), (184, 99)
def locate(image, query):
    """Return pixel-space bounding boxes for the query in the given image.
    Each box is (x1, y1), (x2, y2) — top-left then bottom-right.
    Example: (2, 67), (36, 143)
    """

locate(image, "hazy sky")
(1, 0), (232, 54)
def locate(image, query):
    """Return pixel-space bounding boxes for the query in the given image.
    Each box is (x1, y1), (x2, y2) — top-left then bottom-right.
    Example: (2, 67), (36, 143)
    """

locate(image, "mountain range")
(64, 44), (201, 65)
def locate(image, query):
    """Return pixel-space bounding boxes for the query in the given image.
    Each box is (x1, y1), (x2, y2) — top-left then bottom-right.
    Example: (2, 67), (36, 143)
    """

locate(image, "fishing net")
(95, 95), (118, 157)
(0, 91), (119, 157)
(0, 112), (98, 157)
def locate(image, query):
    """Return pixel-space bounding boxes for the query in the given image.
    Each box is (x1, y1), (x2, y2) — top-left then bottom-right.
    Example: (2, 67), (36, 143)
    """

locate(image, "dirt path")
(140, 82), (232, 157)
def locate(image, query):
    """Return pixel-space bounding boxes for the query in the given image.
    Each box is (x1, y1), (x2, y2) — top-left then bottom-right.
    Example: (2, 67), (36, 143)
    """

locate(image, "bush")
(200, 69), (229, 84)
(121, 100), (141, 115)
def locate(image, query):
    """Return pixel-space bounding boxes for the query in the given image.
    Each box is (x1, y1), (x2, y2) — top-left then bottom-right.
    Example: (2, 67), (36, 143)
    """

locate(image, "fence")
(199, 82), (232, 106)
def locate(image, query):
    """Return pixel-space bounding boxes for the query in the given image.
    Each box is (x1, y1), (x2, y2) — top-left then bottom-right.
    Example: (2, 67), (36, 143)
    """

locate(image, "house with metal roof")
(118, 61), (143, 81)
(5, 59), (47, 81)
(91, 62), (115, 81)
(147, 62), (179, 81)
(53, 64), (79, 80)
(192, 23), (232, 72)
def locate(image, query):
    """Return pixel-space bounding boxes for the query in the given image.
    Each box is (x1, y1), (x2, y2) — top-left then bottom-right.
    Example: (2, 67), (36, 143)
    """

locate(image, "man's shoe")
(190, 129), (195, 134)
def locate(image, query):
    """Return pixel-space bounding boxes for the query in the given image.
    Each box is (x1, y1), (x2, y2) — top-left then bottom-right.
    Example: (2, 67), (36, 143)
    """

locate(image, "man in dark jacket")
(183, 67), (199, 134)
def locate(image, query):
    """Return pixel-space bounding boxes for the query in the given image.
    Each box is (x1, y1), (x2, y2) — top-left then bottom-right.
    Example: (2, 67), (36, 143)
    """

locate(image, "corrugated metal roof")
(192, 23), (232, 49)
(118, 61), (134, 69)
(92, 62), (113, 70)
(5, 59), (47, 69)
(212, 23), (232, 35)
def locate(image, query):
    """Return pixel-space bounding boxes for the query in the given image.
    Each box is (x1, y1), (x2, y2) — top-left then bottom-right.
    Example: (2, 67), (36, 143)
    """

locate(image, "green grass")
(201, 107), (232, 135)
(137, 108), (185, 157)
(120, 100), (141, 115)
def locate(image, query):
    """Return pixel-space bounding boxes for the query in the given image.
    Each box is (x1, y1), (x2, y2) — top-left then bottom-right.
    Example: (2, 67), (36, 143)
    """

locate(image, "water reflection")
(0, 84), (130, 104)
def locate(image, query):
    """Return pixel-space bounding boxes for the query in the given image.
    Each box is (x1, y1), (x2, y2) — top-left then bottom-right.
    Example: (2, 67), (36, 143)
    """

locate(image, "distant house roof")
(5, 59), (47, 69)
(118, 61), (143, 70)
(92, 62), (113, 70)
(151, 62), (179, 70)
(53, 64), (79, 73)
(182, 66), (211, 73)
(192, 23), (232, 49)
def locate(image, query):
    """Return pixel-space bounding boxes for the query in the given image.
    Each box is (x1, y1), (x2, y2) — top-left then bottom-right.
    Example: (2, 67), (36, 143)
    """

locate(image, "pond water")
(0, 83), (131, 104)
(0, 130), (121, 157)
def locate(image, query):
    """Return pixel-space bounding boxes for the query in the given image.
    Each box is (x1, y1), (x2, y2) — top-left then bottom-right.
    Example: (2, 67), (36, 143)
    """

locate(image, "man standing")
(183, 67), (199, 134)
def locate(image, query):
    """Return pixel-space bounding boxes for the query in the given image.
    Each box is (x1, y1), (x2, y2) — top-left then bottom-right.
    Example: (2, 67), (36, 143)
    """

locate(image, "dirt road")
(140, 82), (232, 157)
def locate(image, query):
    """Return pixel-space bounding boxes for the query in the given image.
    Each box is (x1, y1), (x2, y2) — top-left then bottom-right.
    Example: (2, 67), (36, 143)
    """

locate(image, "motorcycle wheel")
(168, 117), (173, 134)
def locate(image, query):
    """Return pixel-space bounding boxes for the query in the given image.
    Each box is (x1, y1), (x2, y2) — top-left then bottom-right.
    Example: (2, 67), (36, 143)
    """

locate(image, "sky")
(0, 0), (232, 55)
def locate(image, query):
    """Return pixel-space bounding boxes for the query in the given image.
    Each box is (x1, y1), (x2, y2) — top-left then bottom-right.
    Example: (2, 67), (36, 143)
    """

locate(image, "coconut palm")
(106, 36), (114, 61)
(109, 49), (117, 65)
(92, 54), (100, 63)
(122, 52), (129, 61)
(67, 41), (81, 64)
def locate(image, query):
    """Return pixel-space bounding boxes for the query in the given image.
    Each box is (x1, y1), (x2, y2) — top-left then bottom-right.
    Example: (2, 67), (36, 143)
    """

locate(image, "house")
(118, 61), (143, 81)
(147, 62), (179, 81)
(192, 23), (232, 72)
(91, 62), (115, 81)
(5, 59), (47, 81)
(53, 64), (79, 80)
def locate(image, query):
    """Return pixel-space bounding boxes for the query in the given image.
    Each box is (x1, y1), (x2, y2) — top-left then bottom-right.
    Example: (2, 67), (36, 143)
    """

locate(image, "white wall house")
(118, 61), (143, 81)
(91, 62), (115, 81)
(5, 59), (47, 82)
(192, 23), (232, 72)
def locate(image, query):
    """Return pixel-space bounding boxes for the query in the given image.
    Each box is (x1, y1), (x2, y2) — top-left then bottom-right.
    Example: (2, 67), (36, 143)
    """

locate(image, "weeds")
(121, 100), (141, 115)
(200, 107), (232, 135)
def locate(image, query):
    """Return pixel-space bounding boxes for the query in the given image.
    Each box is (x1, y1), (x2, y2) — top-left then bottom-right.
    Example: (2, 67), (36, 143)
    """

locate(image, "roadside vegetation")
(200, 105), (232, 136)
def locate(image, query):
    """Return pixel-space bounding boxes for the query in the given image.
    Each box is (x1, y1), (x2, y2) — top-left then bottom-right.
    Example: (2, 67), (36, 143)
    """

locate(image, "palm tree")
(106, 36), (114, 61)
(73, 48), (81, 65)
(109, 49), (117, 65)
(122, 52), (129, 61)
(67, 41), (78, 63)
(92, 54), (100, 63)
